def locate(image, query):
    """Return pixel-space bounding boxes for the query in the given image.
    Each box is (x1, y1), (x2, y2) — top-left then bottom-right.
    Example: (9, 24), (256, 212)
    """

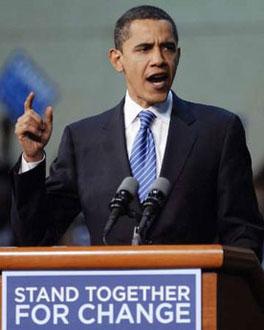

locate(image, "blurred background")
(0, 0), (263, 251)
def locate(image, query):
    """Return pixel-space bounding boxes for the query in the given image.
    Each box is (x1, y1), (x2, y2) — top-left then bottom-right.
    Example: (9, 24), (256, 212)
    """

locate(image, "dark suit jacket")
(11, 93), (264, 260)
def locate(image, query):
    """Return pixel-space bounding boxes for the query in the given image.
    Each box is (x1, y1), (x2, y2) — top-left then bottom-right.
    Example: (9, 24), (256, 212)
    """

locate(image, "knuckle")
(23, 123), (29, 131)
(17, 115), (24, 123)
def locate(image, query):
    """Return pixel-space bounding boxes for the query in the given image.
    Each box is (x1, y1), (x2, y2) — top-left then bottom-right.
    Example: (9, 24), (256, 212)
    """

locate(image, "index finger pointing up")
(24, 92), (35, 112)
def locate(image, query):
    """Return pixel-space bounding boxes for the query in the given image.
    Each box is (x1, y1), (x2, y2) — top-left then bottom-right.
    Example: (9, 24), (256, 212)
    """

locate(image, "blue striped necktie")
(130, 111), (157, 202)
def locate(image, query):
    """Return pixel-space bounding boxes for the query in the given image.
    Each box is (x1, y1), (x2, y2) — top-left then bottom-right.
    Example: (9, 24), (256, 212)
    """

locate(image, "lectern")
(0, 244), (263, 329)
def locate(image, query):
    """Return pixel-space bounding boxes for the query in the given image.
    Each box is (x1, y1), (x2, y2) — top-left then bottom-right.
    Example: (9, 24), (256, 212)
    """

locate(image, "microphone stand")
(131, 226), (141, 245)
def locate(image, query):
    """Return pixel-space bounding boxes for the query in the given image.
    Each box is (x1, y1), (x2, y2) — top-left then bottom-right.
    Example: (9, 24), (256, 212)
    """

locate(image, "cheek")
(168, 61), (177, 78)
(121, 57), (149, 87)
(172, 57), (179, 71)
(125, 65), (145, 84)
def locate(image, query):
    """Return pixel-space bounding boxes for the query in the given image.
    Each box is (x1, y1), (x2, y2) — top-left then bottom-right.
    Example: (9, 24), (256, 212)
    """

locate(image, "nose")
(150, 47), (165, 66)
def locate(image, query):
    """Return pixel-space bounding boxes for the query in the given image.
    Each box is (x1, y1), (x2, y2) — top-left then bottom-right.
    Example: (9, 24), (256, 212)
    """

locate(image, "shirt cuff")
(19, 154), (45, 174)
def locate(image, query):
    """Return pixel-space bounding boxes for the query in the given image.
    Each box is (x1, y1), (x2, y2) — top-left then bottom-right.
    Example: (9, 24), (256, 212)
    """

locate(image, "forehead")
(126, 19), (176, 44)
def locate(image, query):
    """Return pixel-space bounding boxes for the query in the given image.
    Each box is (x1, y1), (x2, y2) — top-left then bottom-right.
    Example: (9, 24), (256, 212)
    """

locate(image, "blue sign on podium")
(2, 269), (201, 330)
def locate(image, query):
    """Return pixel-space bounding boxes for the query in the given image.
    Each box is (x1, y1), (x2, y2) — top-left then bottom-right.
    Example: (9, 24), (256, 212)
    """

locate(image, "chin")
(149, 91), (168, 104)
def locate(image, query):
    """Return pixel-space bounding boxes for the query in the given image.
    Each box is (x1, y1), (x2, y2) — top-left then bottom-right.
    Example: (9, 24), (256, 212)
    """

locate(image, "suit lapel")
(100, 99), (142, 215)
(98, 94), (198, 210)
(100, 99), (132, 181)
(160, 94), (198, 187)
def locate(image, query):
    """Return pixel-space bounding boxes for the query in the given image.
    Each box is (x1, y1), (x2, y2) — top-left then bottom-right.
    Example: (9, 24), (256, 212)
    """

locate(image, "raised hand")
(15, 92), (53, 162)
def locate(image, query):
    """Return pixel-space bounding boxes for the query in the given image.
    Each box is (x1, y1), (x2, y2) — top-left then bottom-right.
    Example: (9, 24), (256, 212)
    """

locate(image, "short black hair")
(114, 5), (178, 50)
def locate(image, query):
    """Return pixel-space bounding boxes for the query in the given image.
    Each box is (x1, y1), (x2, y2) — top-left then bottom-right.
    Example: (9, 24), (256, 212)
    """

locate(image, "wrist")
(22, 151), (44, 163)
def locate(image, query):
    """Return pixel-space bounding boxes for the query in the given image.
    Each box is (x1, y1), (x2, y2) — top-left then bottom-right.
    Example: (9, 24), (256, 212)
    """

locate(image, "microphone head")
(149, 177), (171, 197)
(117, 177), (139, 196)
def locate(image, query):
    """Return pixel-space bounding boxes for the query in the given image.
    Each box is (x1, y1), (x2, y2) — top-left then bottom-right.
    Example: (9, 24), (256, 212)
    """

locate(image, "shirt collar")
(124, 90), (173, 128)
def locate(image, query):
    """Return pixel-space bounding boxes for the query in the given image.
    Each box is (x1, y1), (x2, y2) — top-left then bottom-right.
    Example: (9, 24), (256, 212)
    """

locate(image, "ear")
(108, 48), (124, 72)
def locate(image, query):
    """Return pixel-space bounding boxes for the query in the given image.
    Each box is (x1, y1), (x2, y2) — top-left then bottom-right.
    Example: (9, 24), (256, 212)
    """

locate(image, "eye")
(163, 43), (176, 52)
(135, 44), (152, 52)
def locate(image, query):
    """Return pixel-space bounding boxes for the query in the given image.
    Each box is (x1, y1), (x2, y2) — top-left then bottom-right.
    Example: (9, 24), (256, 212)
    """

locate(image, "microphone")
(135, 177), (171, 244)
(103, 177), (138, 245)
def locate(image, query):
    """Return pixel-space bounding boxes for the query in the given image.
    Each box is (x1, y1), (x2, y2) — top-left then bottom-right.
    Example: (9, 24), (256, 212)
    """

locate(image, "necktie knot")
(139, 111), (156, 129)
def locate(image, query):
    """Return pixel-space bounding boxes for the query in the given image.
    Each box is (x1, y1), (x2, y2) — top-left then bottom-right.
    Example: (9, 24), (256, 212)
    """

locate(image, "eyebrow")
(134, 42), (153, 50)
(134, 41), (177, 50)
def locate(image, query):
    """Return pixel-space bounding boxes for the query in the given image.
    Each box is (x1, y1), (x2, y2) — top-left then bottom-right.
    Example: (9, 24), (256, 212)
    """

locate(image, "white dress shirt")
(20, 154), (44, 173)
(21, 90), (173, 175)
(124, 90), (172, 176)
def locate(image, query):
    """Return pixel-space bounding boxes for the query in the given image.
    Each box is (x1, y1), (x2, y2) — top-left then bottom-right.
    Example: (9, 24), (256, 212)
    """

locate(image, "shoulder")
(63, 98), (124, 134)
(173, 93), (242, 130)
(69, 106), (119, 131)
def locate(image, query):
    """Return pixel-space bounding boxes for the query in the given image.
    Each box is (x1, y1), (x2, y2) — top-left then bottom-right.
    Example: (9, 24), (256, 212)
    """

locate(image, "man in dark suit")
(12, 5), (264, 260)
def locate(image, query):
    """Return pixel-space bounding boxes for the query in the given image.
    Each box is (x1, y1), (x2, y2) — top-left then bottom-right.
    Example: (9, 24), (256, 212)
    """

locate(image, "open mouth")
(146, 73), (169, 89)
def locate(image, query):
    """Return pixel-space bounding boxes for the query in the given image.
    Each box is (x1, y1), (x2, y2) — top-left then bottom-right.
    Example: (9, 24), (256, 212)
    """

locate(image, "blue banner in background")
(0, 50), (58, 122)
(2, 269), (201, 330)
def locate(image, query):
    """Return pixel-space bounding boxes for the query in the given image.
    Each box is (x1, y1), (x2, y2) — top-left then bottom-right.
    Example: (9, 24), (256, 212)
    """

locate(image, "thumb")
(43, 106), (53, 127)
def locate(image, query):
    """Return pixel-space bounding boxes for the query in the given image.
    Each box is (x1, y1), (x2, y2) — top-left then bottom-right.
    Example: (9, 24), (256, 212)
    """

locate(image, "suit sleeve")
(217, 115), (264, 261)
(11, 126), (81, 246)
